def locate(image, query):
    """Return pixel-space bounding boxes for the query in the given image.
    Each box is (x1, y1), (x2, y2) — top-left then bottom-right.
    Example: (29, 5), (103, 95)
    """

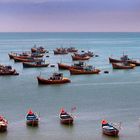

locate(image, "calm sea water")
(0, 32), (140, 140)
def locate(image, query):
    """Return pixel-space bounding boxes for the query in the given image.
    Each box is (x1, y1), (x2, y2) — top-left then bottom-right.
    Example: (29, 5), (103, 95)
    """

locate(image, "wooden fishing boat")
(37, 73), (71, 85)
(8, 52), (30, 59)
(13, 56), (39, 63)
(0, 116), (8, 132)
(0, 65), (19, 76)
(58, 61), (85, 70)
(71, 55), (90, 61)
(59, 108), (74, 125)
(58, 63), (71, 70)
(23, 61), (49, 68)
(74, 51), (94, 57)
(69, 66), (100, 75)
(101, 120), (119, 136)
(53, 48), (68, 55)
(31, 46), (47, 53)
(26, 109), (39, 127)
(67, 47), (78, 53)
(109, 56), (140, 66)
(112, 63), (135, 69)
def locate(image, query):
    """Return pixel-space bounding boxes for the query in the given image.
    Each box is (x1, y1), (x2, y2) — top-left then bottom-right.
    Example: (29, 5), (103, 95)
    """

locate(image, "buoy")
(104, 71), (109, 74)
(46, 55), (49, 57)
(50, 65), (55, 67)
(95, 55), (99, 57)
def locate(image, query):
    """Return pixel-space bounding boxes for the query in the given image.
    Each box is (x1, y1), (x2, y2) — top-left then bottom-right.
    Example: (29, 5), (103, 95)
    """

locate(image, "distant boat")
(37, 73), (71, 85)
(67, 47), (78, 53)
(53, 48), (68, 55)
(31, 46), (47, 53)
(101, 120), (119, 136)
(112, 63), (135, 69)
(26, 109), (39, 127)
(69, 65), (100, 75)
(0, 115), (8, 132)
(59, 108), (74, 125)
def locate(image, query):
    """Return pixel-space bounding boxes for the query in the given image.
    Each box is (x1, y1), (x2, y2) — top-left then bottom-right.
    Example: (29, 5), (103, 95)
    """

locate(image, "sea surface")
(0, 32), (140, 140)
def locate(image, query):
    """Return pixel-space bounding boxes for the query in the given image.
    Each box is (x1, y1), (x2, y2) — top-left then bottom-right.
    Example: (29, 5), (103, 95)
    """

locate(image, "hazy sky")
(0, 0), (140, 32)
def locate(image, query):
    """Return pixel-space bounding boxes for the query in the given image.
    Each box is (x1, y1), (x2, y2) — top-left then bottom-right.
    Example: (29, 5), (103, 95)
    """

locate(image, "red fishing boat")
(71, 55), (90, 61)
(67, 47), (78, 53)
(23, 60), (49, 68)
(112, 63), (135, 69)
(37, 73), (71, 85)
(13, 56), (39, 63)
(53, 48), (68, 55)
(8, 52), (30, 59)
(31, 46), (47, 53)
(59, 108), (74, 125)
(69, 65), (100, 75)
(101, 120), (119, 136)
(26, 109), (39, 127)
(58, 61), (85, 70)
(0, 116), (8, 132)
(74, 51), (94, 57)
(0, 65), (19, 76)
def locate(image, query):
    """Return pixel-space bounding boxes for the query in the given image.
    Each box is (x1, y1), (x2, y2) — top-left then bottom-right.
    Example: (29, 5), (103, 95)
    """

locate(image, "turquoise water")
(0, 32), (140, 140)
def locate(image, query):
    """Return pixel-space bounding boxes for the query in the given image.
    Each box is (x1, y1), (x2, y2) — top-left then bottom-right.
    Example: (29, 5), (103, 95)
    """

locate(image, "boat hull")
(37, 76), (71, 85)
(72, 55), (90, 61)
(69, 68), (100, 75)
(60, 118), (73, 125)
(112, 63), (135, 69)
(58, 63), (71, 70)
(26, 120), (39, 127)
(23, 62), (49, 68)
(0, 125), (7, 132)
(102, 128), (119, 136)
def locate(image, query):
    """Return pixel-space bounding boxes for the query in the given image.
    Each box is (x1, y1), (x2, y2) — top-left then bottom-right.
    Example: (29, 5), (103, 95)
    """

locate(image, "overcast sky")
(0, 0), (140, 32)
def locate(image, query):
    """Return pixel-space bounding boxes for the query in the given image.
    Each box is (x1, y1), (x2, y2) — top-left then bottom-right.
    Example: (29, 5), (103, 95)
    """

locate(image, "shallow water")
(0, 32), (140, 140)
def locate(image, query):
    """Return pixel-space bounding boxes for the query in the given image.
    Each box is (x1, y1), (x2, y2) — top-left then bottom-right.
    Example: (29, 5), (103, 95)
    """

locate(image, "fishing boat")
(13, 56), (39, 63)
(101, 120), (119, 136)
(8, 52), (30, 59)
(0, 116), (8, 132)
(0, 65), (19, 76)
(71, 55), (90, 61)
(69, 65), (100, 75)
(53, 48), (68, 55)
(67, 47), (78, 53)
(58, 61), (85, 70)
(31, 46), (47, 53)
(112, 63), (135, 69)
(37, 73), (71, 85)
(26, 109), (39, 127)
(59, 108), (74, 125)
(23, 60), (49, 68)
(74, 51), (94, 57)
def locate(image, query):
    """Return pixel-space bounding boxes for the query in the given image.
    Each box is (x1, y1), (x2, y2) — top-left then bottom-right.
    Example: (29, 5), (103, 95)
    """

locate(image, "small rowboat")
(112, 63), (135, 69)
(37, 73), (71, 85)
(59, 108), (73, 125)
(101, 120), (119, 136)
(71, 55), (90, 61)
(0, 116), (8, 132)
(23, 61), (49, 68)
(26, 109), (39, 127)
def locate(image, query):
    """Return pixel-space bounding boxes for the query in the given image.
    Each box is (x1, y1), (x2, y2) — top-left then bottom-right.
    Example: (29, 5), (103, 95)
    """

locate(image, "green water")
(0, 32), (140, 140)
